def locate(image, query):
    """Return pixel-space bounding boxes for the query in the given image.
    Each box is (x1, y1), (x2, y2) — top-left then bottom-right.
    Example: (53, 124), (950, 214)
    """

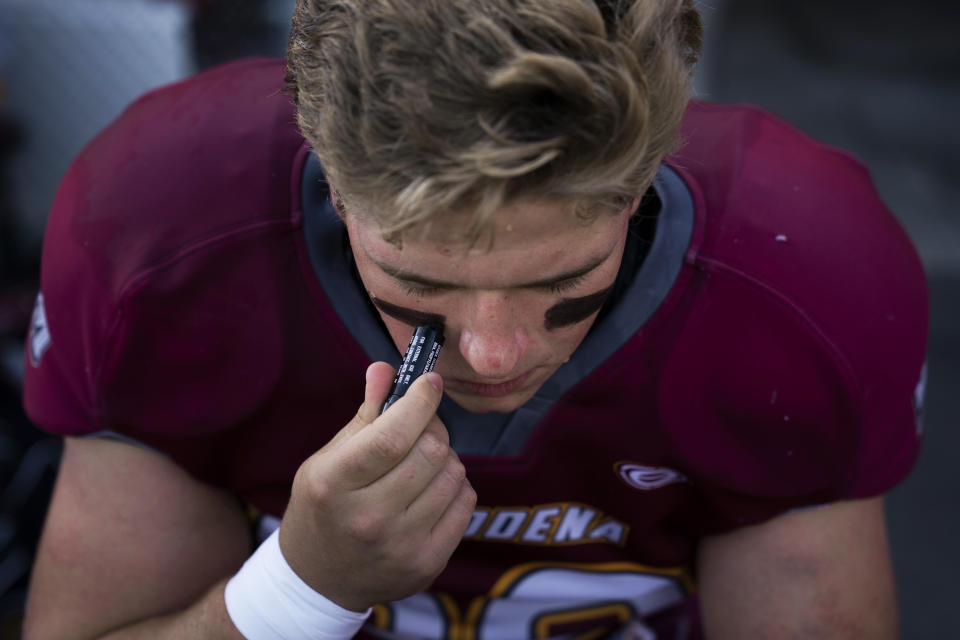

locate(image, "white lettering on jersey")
(369, 562), (692, 640)
(465, 503), (628, 547)
(29, 293), (51, 366)
(520, 506), (562, 543)
(555, 505), (596, 542)
(589, 520), (627, 543)
(484, 509), (528, 540)
(615, 462), (687, 491)
(464, 510), (489, 537)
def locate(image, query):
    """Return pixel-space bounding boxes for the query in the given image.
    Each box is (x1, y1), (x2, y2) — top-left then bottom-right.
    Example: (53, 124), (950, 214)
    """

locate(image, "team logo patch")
(28, 293), (51, 366)
(615, 462), (687, 491)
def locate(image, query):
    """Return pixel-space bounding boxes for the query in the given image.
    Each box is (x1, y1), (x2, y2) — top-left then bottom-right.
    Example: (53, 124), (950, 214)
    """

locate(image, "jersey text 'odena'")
(464, 503), (629, 546)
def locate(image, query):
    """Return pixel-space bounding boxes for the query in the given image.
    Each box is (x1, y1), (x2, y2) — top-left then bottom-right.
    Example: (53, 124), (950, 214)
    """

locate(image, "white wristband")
(225, 529), (371, 640)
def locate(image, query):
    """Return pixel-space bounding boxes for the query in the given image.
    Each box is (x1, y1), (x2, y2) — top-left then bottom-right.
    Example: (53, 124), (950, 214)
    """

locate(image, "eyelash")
(403, 284), (443, 298)
(546, 275), (586, 294)
(403, 276), (586, 298)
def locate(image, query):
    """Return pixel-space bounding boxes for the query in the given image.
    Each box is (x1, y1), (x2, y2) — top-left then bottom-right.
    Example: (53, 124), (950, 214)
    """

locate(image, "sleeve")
(662, 256), (926, 518)
(664, 106), (929, 531)
(23, 59), (299, 442)
(22, 159), (118, 436)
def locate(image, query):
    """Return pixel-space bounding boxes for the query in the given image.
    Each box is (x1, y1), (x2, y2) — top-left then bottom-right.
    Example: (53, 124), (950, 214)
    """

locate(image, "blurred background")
(0, 0), (955, 637)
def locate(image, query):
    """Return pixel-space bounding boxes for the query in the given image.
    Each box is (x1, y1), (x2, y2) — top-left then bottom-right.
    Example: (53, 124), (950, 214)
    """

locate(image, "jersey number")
(371, 562), (690, 640)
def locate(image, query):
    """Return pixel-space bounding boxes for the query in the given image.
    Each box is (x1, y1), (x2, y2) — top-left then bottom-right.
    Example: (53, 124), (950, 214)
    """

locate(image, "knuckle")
(347, 513), (387, 542)
(370, 428), (408, 461)
(425, 457), (471, 507)
(461, 482), (478, 509)
(340, 455), (372, 480)
(425, 418), (450, 446)
(444, 455), (467, 484)
(294, 460), (334, 504)
(452, 475), (478, 513)
(417, 433), (449, 466)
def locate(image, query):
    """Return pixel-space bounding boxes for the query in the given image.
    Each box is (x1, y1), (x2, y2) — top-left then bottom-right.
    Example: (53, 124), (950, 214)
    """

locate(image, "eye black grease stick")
(381, 324), (445, 414)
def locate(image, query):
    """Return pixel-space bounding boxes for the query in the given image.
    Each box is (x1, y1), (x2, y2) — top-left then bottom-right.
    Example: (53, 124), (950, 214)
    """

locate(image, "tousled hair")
(286, 0), (702, 243)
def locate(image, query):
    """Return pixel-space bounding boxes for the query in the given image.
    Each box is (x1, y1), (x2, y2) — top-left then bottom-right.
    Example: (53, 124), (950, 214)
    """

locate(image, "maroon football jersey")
(23, 59), (927, 639)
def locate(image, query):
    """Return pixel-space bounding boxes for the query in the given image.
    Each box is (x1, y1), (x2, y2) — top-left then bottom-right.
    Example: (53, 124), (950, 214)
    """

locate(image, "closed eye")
(403, 275), (588, 297)
(373, 251), (609, 299)
(545, 275), (586, 295)
(402, 282), (446, 298)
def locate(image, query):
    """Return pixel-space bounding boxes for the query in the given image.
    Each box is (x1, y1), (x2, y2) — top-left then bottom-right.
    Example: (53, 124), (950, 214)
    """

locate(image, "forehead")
(348, 200), (629, 284)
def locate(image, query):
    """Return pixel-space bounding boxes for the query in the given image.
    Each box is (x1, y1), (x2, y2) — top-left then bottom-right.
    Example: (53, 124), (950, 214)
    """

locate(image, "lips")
(447, 371), (533, 398)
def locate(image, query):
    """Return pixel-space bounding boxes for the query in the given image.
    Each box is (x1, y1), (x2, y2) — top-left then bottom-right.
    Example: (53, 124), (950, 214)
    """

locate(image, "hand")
(278, 362), (476, 612)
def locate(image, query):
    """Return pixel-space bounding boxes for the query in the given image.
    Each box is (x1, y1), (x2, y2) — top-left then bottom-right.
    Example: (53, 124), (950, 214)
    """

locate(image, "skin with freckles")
(341, 193), (637, 413)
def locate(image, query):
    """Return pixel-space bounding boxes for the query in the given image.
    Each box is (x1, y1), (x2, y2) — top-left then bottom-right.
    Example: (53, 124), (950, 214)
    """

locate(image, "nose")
(458, 293), (529, 378)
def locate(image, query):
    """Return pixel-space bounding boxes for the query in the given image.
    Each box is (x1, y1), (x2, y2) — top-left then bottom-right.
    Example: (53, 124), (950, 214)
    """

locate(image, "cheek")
(381, 316), (419, 356)
(540, 319), (594, 359)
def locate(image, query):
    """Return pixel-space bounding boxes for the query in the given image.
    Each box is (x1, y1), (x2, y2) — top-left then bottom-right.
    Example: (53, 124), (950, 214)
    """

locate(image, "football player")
(22, 1), (926, 638)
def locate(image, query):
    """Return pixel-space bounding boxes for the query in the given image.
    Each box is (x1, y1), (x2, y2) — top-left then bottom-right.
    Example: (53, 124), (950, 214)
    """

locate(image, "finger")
(401, 448), (468, 519)
(429, 478), (477, 556)
(336, 372), (444, 486)
(325, 362), (397, 450)
(356, 413), (451, 510)
(422, 411), (450, 448)
(398, 476), (475, 586)
(358, 362), (398, 424)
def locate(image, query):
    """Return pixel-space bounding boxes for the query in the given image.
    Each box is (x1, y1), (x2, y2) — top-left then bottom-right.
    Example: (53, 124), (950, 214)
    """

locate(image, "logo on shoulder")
(615, 462), (687, 491)
(28, 293), (51, 366)
(913, 362), (928, 437)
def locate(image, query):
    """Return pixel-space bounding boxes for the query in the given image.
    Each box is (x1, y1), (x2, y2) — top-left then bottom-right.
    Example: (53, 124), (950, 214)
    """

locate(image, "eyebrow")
(368, 251), (611, 291)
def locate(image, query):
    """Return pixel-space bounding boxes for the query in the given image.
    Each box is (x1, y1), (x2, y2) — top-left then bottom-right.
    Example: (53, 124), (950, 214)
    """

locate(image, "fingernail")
(426, 372), (443, 392)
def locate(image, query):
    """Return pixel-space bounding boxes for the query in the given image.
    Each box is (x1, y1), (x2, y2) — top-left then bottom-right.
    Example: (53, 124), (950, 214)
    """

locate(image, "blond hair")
(286, 0), (701, 242)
